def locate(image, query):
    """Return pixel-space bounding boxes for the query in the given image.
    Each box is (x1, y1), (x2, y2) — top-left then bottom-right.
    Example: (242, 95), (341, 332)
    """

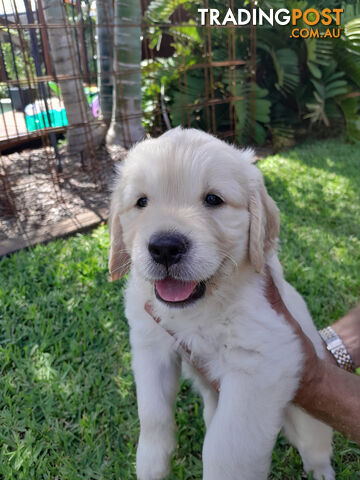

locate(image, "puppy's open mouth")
(155, 277), (206, 307)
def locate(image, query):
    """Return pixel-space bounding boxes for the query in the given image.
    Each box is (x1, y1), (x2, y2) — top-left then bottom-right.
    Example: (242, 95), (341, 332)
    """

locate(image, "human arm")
(265, 271), (360, 444)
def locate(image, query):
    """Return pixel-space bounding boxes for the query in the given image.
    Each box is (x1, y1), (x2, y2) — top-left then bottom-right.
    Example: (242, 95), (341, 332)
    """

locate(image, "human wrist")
(331, 307), (360, 368)
(319, 326), (355, 372)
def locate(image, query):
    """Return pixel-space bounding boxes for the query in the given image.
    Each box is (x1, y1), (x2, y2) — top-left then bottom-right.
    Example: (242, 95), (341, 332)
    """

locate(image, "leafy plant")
(0, 83), (8, 99)
(2, 41), (35, 83)
(304, 65), (348, 126)
(143, 0), (360, 146)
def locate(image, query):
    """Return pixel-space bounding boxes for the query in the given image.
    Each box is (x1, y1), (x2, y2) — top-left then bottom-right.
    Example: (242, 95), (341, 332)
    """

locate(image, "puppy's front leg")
(132, 336), (181, 480)
(202, 372), (294, 480)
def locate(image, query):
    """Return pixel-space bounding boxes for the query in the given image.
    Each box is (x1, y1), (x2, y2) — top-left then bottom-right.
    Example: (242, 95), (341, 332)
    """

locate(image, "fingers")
(145, 301), (160, 324)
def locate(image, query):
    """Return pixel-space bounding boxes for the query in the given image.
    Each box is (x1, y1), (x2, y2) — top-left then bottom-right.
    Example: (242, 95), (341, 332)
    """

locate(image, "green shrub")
(142, 0), (360, 146)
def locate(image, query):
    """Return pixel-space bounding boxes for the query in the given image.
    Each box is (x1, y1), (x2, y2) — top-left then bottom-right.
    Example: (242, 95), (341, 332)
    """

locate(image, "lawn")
(0, 138), (359, 479)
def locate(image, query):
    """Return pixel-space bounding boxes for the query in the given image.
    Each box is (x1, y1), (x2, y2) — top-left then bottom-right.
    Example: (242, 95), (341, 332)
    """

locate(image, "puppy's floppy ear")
(108, 161), (131, 281)
(108, 207), (130, 281)
(248, 178), (280, 273)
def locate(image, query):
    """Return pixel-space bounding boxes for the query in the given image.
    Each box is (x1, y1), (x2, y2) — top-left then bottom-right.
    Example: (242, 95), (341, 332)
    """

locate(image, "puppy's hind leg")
(201, 385), (218, 429)
(284, 404), (335, 480)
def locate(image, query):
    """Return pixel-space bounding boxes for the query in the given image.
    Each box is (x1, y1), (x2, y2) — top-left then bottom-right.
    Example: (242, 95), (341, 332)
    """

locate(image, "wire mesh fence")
(0, 0), (256, 252)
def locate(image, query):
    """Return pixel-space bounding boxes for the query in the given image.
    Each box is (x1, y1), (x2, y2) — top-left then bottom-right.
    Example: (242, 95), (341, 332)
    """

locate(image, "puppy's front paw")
(306, 464), (335, 480)
(136, 434), (174, 480)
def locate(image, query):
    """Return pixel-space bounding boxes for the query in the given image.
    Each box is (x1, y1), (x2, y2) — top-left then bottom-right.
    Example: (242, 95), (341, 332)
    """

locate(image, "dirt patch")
(0, 145), (126, 247)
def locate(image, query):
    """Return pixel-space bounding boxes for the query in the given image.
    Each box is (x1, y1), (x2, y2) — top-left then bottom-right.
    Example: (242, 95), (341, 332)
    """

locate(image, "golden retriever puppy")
(109, 128), (334, 480)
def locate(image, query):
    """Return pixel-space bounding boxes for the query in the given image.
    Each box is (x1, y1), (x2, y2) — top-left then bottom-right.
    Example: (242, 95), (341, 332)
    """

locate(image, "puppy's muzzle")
(148, 232), (189, 268)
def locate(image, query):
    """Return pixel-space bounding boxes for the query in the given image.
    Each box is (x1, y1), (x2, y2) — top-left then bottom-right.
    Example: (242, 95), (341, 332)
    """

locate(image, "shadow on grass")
(284, 140), (360, 190)
(261, 140), (360, 325)
(264, 174), (359, 239)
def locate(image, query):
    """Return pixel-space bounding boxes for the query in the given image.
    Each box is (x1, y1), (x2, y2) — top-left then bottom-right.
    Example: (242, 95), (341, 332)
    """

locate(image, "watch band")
(319, 326), (355, 373)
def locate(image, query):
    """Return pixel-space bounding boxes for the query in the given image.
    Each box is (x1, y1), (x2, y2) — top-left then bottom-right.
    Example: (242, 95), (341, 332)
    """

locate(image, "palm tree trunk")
(43, 0), (105, 153)
(106, 0), (145, 148)
(96, 0), (113, 126)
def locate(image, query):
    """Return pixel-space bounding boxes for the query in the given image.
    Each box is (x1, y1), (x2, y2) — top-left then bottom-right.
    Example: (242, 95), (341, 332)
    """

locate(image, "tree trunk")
(106, 0), (145, 148)
(96, 0), (113, 126)
(43, 0), (105, 153)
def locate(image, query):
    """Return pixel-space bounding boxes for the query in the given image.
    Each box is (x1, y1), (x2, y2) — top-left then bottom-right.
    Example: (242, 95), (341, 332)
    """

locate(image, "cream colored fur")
(109, 128), (334, 480)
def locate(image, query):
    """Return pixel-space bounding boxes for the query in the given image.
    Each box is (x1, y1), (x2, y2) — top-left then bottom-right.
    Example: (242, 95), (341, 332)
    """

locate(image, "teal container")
(25, 108), (68, 132)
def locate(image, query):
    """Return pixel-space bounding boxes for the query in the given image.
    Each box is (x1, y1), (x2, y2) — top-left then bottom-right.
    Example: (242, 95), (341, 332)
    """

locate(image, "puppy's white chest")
(163, 311), (265, 382)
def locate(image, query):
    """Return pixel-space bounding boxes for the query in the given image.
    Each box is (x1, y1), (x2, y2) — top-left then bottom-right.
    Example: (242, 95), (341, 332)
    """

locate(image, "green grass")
(0, 138), (359, 479)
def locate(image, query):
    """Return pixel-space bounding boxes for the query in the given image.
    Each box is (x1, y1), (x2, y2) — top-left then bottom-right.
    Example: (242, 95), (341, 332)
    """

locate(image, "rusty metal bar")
(249, 0), (257, 143)
(75, 0), (90, 83)
(13, 22), (251, 30)
(205, 0), (216, 134)
(37, 0), (54, 76)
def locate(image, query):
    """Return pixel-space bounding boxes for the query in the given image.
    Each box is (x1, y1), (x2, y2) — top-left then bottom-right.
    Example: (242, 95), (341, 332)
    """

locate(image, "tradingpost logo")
(198, 7), (343, 38)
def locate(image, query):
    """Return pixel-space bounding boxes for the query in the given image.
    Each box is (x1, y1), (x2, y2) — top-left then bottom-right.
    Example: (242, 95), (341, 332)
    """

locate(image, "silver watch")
(318, 326), (355, 372)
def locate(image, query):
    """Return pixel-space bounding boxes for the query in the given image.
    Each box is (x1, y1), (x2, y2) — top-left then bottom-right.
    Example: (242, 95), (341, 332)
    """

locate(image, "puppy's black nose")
(148, 232), (188, 267)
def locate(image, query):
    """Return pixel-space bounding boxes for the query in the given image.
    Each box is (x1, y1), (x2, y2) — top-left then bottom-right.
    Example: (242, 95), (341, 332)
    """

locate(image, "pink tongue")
(155, 278), (197, 302)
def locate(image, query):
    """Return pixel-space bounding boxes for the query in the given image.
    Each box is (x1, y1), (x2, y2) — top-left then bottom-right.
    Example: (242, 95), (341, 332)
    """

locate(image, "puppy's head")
(109, 128), (279, 307)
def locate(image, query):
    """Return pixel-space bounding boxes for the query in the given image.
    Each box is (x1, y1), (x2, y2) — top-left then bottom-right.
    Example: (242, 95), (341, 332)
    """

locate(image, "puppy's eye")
(136, 197), (148, 208)
(205, 194), (224, 207)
